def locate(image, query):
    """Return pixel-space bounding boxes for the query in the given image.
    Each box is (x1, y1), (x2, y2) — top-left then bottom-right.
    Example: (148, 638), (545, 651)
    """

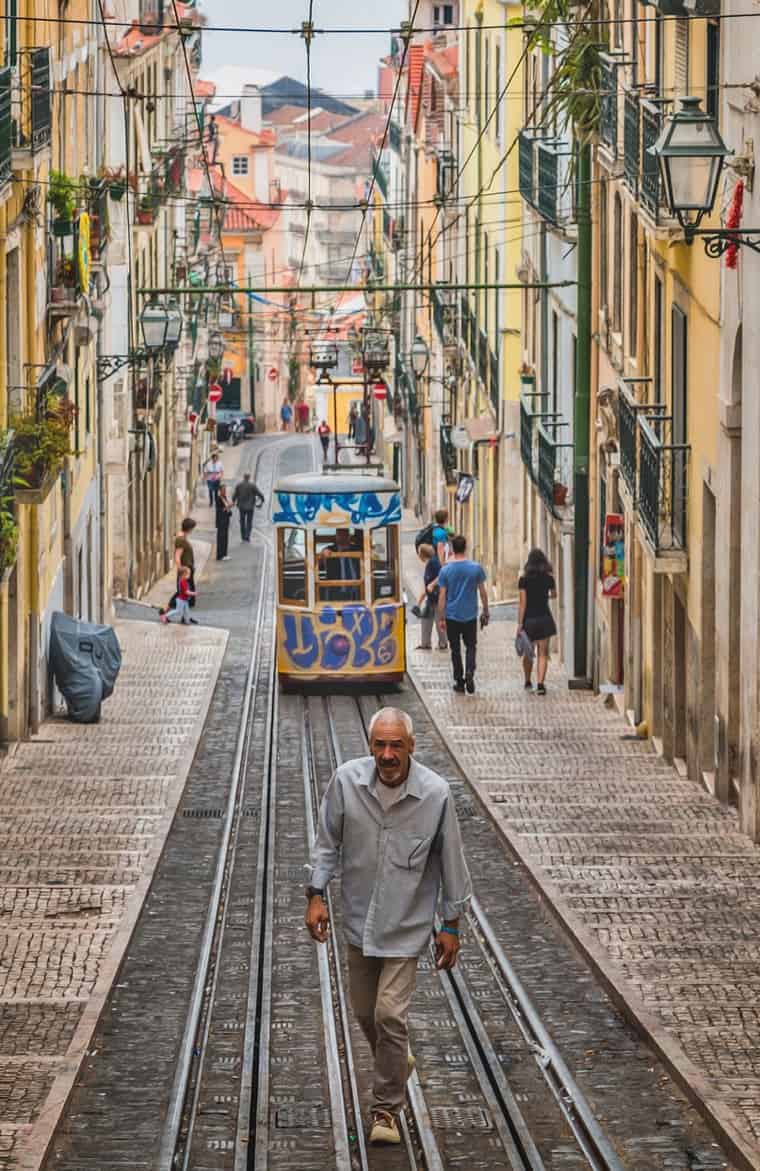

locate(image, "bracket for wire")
(300, 20), (314, 46)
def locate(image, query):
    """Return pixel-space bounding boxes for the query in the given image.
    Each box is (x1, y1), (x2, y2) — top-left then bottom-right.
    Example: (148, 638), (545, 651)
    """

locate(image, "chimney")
(240, 84), (262, 134)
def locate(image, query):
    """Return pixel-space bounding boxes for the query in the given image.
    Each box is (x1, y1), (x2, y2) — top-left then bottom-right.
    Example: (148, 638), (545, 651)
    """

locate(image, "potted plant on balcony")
(553, 479), (569, 507)
(519, 361), (536, 386)
(50, 256), (77, 303)
(48, 170), (78, 237)
(11, 395), (78, 502)
(136, 194), (156, 225)
(100, 165), (127, 201)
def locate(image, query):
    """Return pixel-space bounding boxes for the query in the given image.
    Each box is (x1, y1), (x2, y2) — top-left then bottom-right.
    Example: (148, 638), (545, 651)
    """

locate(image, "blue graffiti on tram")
(272, 490), (402, 528)
(281, 605), (399, 671)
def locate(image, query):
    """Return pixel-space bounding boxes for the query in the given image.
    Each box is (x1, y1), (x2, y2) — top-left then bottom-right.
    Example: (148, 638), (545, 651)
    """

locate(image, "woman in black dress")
(517, 548), (557, 694)
(215, 485), (233, 561)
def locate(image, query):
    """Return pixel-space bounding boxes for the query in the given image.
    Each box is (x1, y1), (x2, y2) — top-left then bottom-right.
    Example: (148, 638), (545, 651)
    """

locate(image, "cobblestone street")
(0, 573), (227, 1167)
(403, 534), (760, 1169)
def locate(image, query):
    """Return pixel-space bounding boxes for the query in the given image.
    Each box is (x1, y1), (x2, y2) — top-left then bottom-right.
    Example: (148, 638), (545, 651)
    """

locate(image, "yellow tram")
(273, 471), (406, 687)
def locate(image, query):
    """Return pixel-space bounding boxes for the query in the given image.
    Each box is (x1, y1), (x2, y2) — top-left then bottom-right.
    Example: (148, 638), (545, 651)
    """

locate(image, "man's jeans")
(445, 617), (478, 684)
(347, 945), (417, 1115)
(207, 479), (220, 507)
(239, 508), (254, 541)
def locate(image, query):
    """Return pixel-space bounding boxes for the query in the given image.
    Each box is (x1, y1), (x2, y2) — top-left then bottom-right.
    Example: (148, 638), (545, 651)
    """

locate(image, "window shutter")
(674, 20), (689, 96)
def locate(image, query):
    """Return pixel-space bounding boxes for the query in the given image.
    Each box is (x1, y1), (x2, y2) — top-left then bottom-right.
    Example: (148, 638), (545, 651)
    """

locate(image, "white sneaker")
(369, 1111), (400, 1145)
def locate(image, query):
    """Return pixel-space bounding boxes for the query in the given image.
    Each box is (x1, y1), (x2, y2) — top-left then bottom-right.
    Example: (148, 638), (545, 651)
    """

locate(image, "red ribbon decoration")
(725, 179), (744, 270)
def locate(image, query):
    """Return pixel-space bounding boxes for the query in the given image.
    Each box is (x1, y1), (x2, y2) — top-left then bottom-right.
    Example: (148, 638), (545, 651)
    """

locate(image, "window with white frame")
(232, 155), (249, 176)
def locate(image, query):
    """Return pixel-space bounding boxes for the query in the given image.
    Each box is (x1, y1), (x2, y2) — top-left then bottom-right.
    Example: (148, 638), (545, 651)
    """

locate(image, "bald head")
(368, 707), (415, 788)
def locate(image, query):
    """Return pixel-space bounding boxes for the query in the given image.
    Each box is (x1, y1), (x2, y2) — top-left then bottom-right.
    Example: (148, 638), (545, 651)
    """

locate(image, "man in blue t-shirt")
(436, 535), (489, 694)
(431, 507), (450, 564)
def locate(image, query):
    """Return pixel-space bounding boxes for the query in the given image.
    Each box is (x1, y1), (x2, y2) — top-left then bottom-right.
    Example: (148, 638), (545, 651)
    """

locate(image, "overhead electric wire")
(338, 0), (421, 295)
(295, 2), (315, 289)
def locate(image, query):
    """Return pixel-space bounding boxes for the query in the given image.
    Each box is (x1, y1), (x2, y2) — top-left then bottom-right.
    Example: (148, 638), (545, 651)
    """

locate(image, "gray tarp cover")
(50, 612), (122, 723)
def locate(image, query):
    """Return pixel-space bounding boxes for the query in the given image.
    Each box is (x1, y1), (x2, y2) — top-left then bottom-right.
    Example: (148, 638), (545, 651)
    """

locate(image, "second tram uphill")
(273, 471), (406, 688)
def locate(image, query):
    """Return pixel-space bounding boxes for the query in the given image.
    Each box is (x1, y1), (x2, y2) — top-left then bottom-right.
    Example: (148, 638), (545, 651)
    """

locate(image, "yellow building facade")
(591, 4), (722, 783)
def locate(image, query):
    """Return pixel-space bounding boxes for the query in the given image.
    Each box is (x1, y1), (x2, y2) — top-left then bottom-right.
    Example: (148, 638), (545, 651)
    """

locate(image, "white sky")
(200, 0), (406, 103)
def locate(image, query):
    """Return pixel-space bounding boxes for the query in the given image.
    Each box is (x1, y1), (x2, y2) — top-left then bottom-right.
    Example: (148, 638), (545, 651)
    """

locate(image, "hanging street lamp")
(164, 300), (183, 352)
(140, 299), (170, 351)
(410, 334), (430, 378)
(651, 96), (760, 256)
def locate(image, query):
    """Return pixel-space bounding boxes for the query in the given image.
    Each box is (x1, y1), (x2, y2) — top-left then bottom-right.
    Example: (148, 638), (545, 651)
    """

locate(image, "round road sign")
(267, 366), (279, 382)
(208, 382), (223, 404)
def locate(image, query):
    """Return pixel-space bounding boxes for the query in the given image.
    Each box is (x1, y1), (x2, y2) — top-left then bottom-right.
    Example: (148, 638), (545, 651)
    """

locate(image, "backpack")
(414, 521), (436, 551)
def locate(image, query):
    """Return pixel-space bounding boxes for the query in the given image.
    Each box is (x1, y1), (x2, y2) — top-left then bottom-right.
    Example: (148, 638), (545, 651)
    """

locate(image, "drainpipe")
(571, 141), (592, 687)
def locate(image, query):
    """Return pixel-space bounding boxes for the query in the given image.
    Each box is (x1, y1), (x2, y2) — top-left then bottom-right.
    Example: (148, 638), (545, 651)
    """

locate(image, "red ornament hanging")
(725, 179), (744, 270)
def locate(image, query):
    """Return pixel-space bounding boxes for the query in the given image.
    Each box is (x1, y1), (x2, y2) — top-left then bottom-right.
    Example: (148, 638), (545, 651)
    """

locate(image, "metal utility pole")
(247, 272), (256, 420)
(572, 141), (592, 687)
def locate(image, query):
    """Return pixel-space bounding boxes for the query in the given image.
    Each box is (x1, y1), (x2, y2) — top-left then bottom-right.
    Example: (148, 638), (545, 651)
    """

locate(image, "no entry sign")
(267, 366), (279, 382)
(208, 383), (223, 404)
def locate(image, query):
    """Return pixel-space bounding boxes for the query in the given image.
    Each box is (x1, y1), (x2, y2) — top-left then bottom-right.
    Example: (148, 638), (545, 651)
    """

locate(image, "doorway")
(700, 484), (717, 779)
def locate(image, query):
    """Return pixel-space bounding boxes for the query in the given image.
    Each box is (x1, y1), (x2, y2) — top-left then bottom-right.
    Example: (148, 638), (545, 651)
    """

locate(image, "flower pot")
(50, 286), (67, 303)
(52, 218), (73, 238)
(109, 182), (126, 201)
(137, 208), (154, 225)
(553, 482), (569, 507)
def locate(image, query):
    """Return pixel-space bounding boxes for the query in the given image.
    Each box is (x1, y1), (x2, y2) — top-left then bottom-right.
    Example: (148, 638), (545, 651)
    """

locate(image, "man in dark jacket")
(232, 473), (265, 542)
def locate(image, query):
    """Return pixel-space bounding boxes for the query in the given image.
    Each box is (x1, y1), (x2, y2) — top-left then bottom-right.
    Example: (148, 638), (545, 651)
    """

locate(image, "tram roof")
(274, 472), (400, 495)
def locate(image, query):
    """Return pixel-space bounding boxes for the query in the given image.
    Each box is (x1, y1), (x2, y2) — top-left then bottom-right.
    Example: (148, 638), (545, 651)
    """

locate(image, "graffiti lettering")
(278, 606), (404, 674)
(272, 491), (402, 528)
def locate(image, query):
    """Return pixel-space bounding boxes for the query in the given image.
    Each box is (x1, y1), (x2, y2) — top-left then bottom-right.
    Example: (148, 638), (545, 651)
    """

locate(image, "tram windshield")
(370, 527), (398, 601)
(315, 528), (365, 603)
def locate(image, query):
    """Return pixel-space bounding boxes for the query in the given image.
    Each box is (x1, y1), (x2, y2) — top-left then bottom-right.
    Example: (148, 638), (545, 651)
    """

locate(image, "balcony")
(616, 377), (656, 503)
(0, 68), (11, 190)
(371, 149), (389, 200)
(389, 120), (401, 155)
(489, 349), (499, 414)
(460, 295), (470, 352)
(599, 54), (619, 157)
(87, 180), (110, 262)
(536, 140), (560, 225)
(537, 419), (573, 517)
(519, 130), (535, 206)
(432, 286), (445, 340)
(623, 91), (639, 197)
(12, 48), (51, 164)
(640, 99), (663, 222)
(478, 329), (488, 387)
(519, 386), (547, 483)
(638, 414), (689, 558)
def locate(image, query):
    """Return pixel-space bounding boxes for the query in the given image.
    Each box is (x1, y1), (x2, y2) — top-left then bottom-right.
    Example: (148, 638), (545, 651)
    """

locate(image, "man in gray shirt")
(231, 472), (264, 542)
(305, 707), (472, 1145)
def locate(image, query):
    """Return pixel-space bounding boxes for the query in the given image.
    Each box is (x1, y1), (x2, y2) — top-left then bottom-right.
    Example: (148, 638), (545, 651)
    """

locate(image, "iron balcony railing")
(0, 68), (10, 187)
(371, 149), (389, 200)
(537, 418), (573, 517)
(432, 286), (445, 340)
(536, 140), (559, 225)
(13, 48), (51, 155)
(599, 54), (618, 155)
(460, 295), (469, 352)
(617, 377), (660, 505)
(469, 311), (479, 369)
(440, 420), (457, 483)
(478, 328), (488, 386)
(623, 90), (639, 197)
(489, 349), (499, 413)
(382, 207), (392, 241)
(0, 429), (16, 573)
(389, 120), (401, 154)
(518, 131), (535, 206)
(519, 387), (548, 483)
(638, 413), (689, 554)
(640, 99), (663, 221)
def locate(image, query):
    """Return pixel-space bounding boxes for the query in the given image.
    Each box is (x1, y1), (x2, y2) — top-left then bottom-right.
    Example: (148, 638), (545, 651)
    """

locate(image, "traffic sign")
(208, 382), (223, 404)
(267, 366), (279, 382)
(372, 382), (387, 400)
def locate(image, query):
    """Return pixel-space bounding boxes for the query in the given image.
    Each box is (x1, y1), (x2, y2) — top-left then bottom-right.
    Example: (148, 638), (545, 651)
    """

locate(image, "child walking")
(161, 566), (195, 624)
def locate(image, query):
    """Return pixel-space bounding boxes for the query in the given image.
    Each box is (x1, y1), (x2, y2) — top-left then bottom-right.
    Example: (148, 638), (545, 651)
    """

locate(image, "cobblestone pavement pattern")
(402, 530), (760, 1169)
(0, 536), (228, 1167)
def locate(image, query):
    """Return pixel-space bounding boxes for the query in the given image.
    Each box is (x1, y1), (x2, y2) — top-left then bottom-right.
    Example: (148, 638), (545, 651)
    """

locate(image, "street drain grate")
(181, 808), (225, 818)
(429, 1106), (492, 1131)
(275, 1104), (330, 1129)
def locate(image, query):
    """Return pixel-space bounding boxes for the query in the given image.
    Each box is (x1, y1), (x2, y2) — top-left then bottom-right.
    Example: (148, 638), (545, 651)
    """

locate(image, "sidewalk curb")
(15, 621), (229, 1171)
(405, 659), (760, 1171)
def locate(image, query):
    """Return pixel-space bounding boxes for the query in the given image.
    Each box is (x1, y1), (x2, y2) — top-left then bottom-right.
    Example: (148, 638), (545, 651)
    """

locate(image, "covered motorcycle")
(49, 612), (122, 723)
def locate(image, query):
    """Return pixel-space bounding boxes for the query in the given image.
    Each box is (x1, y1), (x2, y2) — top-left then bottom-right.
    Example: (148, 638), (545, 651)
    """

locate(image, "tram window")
(278, 527), (307, 606)
(315, 527), (365, 603)
(370, 527), (399, 602)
